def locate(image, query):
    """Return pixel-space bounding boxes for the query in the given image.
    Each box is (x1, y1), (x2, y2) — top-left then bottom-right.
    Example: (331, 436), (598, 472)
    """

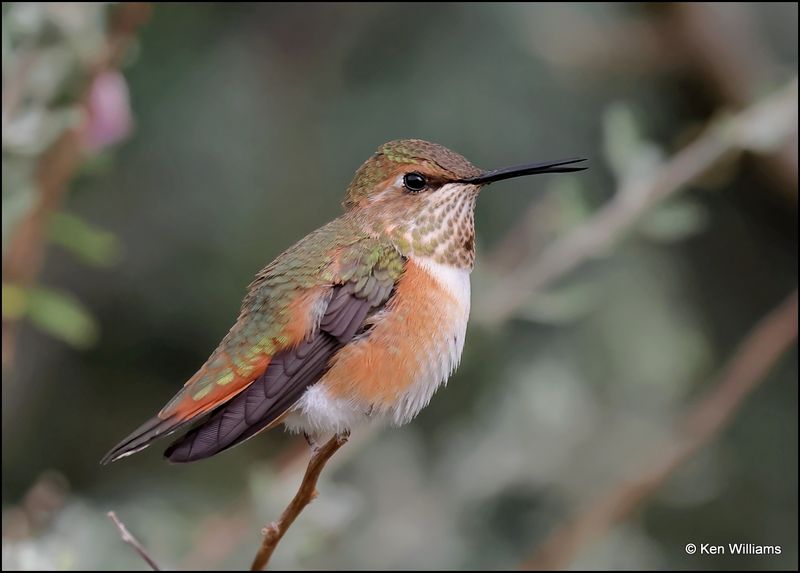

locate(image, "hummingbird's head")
(344, 139), (585, 268)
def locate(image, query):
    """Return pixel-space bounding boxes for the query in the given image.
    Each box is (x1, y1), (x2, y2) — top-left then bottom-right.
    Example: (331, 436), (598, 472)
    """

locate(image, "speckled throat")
(362, 182), (479, 269)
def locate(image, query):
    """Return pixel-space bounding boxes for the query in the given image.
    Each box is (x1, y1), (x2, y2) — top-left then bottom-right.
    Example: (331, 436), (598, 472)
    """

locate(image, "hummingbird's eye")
(402, 172), (427, 193)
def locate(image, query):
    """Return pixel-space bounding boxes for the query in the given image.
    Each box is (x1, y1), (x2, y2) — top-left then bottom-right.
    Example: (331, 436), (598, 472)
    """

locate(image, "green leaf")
(602, 103), (642, 178)
(3, 284), (99, 348)
(2, 283), (28, 320)
(28, 286), (99, 348)
(638, 199), (709, 243)
(602, 102), (664, 182)
(49, 211), (122, 267)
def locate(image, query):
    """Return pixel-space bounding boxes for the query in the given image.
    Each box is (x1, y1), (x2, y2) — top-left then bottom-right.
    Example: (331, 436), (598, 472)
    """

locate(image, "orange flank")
(160, 286), (330, 421)
(321, 259), (459, 406)
(284, 286), (328, 342)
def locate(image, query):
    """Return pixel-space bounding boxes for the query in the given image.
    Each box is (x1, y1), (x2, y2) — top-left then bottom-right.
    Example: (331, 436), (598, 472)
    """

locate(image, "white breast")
(389, 256), (471, 423)
(412, 256), (472, 314)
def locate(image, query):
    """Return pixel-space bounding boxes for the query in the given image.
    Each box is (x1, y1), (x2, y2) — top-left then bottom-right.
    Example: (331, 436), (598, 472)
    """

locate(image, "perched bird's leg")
(303, 432), (318, 452)
(304, 430), (350, 453)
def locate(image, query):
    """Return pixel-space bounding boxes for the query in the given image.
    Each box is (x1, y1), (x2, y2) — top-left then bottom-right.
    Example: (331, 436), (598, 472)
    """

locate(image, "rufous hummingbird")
(103, 139), (585, 464)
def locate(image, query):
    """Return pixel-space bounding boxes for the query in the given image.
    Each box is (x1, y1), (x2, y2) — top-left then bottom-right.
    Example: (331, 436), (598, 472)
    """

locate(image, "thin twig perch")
(107, 510), (162, 571)
(251, 432), (349, 571)
(522, 289), (798, 570)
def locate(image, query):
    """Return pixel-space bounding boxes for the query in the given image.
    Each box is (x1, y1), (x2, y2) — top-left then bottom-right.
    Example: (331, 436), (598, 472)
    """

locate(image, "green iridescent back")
(162, 215), (405, 413)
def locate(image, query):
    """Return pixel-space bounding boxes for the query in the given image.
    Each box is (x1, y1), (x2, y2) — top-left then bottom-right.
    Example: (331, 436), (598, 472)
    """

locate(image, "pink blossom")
(82, 71), (133, 152)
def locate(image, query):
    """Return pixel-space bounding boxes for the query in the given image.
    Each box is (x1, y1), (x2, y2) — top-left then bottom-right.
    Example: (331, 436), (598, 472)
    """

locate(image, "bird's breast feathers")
(284, 256), (471, 434)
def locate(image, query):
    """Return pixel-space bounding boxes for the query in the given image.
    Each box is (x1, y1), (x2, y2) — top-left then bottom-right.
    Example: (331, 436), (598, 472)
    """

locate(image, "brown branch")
(475, 77), (798, 327)
(250, 432), (349, 571)
(107, 511), (162, 571)
(522, 289), (798, 570)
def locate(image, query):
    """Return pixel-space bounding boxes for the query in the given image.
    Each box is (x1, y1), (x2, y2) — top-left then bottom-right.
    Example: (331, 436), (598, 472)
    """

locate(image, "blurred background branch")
(528, 3), (797, 200)
(2, 3), (150, 370)
(475, 77), (798, 326)
(523, 289), (797, 570)
(652, 3), (797, 199)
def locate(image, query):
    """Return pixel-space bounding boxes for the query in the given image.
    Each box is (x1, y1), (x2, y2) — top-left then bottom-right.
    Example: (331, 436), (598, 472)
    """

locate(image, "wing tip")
(163, 438), (193, 464)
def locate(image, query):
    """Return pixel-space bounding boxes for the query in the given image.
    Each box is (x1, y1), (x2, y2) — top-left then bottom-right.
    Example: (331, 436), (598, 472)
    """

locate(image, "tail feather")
(164, 332), (340, 463)
(101, 415), (192, 465)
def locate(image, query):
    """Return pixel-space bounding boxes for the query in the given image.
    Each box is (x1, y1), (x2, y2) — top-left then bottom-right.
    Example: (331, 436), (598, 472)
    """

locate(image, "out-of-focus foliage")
(2, 3), (797, 571)
(49, 212), (123, 269)
(3, 284), (98, 349)
(3, 3), (107, 239)
(2, 3), (133, 349)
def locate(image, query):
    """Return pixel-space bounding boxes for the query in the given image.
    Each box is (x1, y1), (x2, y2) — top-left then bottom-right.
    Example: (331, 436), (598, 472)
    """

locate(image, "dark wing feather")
(101, 230), (405, 466)
(320, 283), (373, 341)
(164, 333), (339, 462)
(101, 287), (372, 465)
(163, 282), (388, 463)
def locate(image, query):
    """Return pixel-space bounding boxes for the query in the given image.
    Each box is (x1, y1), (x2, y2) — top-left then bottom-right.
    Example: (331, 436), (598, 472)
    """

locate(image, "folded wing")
(102, 224), (403, 464)
(164, 284), (379, 462)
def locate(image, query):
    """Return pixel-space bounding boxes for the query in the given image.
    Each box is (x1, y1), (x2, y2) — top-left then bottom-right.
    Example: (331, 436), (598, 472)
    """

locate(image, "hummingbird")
(102, 139), (585, 464)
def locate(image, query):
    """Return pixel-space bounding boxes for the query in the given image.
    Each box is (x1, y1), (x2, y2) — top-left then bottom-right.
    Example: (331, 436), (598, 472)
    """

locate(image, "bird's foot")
(303, 432), (319, 453)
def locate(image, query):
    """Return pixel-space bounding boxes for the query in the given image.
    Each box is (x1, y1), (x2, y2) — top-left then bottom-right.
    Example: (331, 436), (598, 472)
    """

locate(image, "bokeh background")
(2, 3), (797, 570)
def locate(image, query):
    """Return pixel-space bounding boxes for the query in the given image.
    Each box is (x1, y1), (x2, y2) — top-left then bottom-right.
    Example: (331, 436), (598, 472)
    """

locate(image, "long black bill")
(458, 157), (587, 185)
